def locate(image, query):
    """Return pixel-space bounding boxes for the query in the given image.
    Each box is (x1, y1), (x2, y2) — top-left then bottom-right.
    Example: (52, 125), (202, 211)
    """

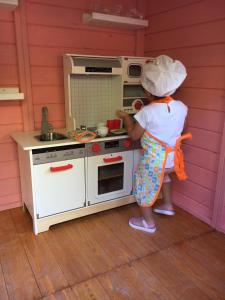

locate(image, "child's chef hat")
(141, 55), (187, 97)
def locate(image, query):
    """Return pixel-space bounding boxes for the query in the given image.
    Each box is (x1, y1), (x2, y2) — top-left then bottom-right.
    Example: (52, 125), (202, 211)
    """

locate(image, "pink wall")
(0, 9), (23, 210)
(145, 0), (225, 232)
(0, 0), (146, 211)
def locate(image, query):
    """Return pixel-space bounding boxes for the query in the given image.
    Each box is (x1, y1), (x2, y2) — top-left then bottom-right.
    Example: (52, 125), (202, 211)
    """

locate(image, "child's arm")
(116, 110), (144, 141)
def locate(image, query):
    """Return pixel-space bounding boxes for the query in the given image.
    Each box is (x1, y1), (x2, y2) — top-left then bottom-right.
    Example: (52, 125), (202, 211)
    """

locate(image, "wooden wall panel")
(0, 9), (23, 211)
(146, 0), (201, 15)
(221, 204), (225, 232)
(29, 46), (134, 68)
(28, 26), (135, 51)
(185, 127), (221, 152)
(27, 0), (138, 11)
(0, 9), (13, 21)
(0, 178), (21, 199)
(172, 179), (214, 208)
(0, 45), (17, 65)
(32, 86), (64, 104)
(146, 0), (225, 32)
(146, 20), (225, 51)
(0, 143), (18, 162)
(183, 67), (225, 89)
(0, 161), (19, 180)
(185, 163), (217, 191)
(27, 0), (91, 9)
(183, 145), (219, 173)
(29, 47), (74, 68)
(0, 104), (23, 125)
(27, 2), (82, 27)
(172, 191), (212, 224)
(0, 194), (21, 210)
(31, 66), (63, 86)
(0, 21), (15, 43)
(0, 124), (23, 144)
(145, 0), (225, 226)
(174, 88), (225, 112)
(146, 44), (225, 68)
(187, 108), (225, 132)
(0, 66), (18, 85)
(26, 2), (138, 35)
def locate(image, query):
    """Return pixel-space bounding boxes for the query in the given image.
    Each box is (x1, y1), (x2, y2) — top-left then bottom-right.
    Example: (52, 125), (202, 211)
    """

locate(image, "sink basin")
(35, 132), (68, 141)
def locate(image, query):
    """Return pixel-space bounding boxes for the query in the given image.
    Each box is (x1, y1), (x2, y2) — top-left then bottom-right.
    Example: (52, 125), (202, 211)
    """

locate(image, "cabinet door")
(33, 158), (85, 218)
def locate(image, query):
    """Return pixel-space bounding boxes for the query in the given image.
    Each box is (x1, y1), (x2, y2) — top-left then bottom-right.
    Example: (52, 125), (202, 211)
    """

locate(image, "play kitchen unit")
(12, 54), (152, 234)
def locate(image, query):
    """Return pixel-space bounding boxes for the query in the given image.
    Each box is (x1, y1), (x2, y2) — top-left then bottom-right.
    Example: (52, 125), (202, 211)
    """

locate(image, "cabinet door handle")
(50, 164), (73, 172)
(103, 156), (123, 163)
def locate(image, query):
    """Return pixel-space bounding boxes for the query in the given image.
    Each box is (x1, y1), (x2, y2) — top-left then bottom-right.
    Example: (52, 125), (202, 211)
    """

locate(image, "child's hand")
(116, 110), (128, 119)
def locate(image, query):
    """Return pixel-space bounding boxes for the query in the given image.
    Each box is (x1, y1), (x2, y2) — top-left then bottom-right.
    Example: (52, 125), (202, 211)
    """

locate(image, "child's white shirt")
(134, 100), (188, 168)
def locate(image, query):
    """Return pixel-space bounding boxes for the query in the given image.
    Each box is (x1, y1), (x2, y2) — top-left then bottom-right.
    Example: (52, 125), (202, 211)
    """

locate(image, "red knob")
(92, 143), (101, 153)
(123, 139), (132, 148)
(134, 100), (143, 110)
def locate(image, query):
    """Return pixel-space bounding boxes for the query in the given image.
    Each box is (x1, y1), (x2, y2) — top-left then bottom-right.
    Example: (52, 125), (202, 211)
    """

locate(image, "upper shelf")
(0, 0), (18, 10)
(83, 12), (149, 29)
(0, 87), (24, 101)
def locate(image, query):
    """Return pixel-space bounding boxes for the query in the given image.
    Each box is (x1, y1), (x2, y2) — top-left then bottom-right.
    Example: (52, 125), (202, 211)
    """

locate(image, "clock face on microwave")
(128, 64), (142, 77)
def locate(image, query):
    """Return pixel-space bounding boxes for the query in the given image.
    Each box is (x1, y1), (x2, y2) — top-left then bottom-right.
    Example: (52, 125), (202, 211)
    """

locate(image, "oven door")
(86, 151), (133, 205)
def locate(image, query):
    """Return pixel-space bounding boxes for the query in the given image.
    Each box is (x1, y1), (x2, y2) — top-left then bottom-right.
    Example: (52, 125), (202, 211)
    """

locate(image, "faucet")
(41, 106), (53, 136)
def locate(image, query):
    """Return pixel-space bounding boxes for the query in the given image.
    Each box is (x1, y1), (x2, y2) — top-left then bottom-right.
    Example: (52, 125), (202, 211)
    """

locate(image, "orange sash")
(174, 133), (192, 180)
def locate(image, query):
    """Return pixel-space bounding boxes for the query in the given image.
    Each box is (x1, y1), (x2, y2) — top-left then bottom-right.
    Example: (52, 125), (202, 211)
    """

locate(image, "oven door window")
(98, 162), (124, 195)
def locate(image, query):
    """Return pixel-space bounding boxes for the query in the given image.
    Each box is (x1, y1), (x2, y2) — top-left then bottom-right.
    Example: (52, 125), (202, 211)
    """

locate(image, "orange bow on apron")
(134, 97), (192, 207)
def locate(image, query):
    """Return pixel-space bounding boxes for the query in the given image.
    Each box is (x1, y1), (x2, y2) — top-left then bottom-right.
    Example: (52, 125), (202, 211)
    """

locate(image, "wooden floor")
(0, 204), (225, 300)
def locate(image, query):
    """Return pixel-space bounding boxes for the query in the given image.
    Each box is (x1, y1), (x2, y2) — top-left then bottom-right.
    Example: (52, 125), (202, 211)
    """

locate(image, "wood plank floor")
(0, 204), (225, 300)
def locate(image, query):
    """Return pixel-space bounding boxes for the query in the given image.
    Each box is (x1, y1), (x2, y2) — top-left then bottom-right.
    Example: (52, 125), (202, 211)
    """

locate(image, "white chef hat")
(141, 55), (187, 97)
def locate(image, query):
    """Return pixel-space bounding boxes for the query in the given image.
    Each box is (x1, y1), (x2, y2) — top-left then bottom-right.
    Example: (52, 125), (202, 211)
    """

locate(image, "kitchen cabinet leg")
(34, 219), (51, 235)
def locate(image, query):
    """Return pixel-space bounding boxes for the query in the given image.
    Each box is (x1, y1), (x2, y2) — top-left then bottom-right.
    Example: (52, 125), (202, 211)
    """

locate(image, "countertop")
(11, 129), (128, 150)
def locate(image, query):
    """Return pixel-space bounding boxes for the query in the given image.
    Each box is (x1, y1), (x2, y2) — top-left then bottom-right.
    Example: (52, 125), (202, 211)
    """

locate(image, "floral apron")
(134, 97), (192, 207)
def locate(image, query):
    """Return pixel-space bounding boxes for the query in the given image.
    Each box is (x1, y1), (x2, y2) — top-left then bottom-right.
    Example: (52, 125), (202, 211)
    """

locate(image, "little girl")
(117, 55), (191, 233)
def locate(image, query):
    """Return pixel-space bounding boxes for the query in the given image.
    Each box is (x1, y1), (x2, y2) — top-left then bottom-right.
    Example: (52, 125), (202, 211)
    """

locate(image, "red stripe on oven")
(103, 156), (123, 163)
(50, 164), (73, 172)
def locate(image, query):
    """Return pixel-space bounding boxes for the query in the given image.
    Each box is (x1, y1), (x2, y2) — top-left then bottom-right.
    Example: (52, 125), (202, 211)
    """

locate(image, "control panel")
(32, 144), (85, 165)
(85, 138), (140, 157)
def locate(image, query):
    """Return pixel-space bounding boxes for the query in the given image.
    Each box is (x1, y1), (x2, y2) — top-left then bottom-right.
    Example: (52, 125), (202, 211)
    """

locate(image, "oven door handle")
(50, 164), (73, 172)
(103, 156), (123, 163)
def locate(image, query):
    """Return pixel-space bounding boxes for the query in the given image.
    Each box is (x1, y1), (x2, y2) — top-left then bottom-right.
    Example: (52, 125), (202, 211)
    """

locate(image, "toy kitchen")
(12, 54), (152, 235)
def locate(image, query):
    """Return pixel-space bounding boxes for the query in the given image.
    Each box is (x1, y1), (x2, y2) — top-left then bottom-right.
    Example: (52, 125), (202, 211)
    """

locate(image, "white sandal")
(153, 208), (175, 216)
(129, 217), (156, 233)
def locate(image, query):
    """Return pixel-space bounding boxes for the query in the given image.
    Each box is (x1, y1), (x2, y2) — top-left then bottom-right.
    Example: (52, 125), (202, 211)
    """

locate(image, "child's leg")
(129, 207), (155, 228)
(140, 206), (155, 227)
(161, 181), (174, 211)
(154, 171), (175, 215)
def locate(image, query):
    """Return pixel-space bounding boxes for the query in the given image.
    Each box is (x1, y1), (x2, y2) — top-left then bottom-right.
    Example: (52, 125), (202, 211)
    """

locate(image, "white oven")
(85, 139), (133, 205)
